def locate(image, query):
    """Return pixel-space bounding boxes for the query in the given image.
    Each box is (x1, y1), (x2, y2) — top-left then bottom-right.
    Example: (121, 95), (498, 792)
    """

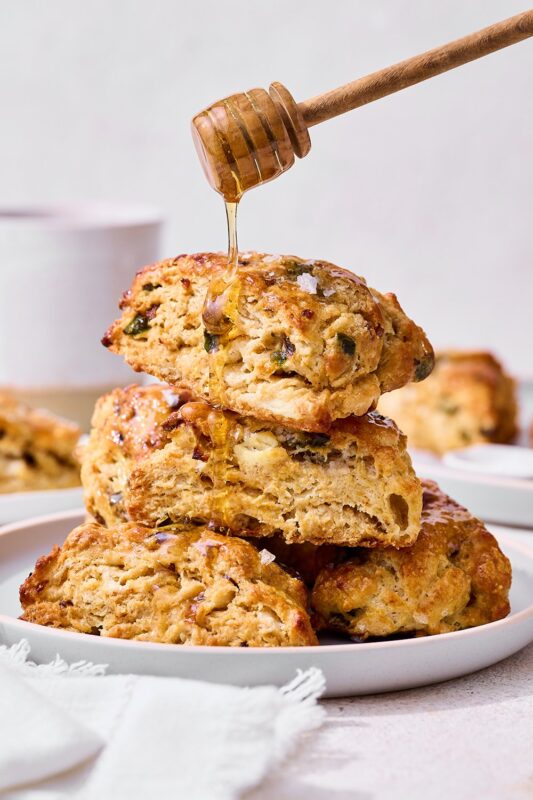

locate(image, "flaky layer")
(103, 252), (434, 431)
(0, 391), (81, 493)
(20, 521), (317, 647)
(379, 351), (518, 454)
(311, 480), (512, 638)
(81, 384), (423, 548)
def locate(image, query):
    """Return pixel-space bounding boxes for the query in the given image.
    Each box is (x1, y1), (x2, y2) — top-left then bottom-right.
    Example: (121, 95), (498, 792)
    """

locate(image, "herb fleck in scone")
(379, 351), (518, 454)
(312, 481), (511, 638)
(102, 253), (434, 431)
(19, 522), (317, 647)
(0, 392), (81, 493)
(81, 384), (423, 548)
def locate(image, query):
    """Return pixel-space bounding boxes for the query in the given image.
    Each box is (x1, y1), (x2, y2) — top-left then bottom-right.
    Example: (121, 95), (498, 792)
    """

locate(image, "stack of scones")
(20, 253), (512, 646)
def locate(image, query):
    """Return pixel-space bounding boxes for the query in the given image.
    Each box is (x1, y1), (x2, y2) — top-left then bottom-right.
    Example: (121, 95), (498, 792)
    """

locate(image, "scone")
(102, 252), (434, 431)
(0, 391), (81, 493)
(19, 521), (317, 647)
(379, 351), (518, 454)
(312, 480), (512, 638)
(253, 537), (338, 588)
(81, 384), (423, 548)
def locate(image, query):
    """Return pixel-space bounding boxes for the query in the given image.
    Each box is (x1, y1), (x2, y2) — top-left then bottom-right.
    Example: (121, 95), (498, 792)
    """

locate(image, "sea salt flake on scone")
(102, 252), (434, 431)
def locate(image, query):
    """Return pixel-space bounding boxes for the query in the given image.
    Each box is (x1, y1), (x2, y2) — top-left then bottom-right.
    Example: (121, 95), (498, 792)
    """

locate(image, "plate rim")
(411, 454), (533, 491)
(0, 486), (83, 503)
(1, 510), (532, 657)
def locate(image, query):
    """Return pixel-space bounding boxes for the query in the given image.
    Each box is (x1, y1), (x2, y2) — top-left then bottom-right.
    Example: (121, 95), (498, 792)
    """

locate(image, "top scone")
(103, 253), (434, 431)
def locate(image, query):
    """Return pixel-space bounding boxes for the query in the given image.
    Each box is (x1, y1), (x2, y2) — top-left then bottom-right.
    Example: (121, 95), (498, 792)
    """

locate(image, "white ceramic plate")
(443, 444), (533, 479)
(1, 511), (532, 698)
(412, 450), (533, 528)
(0, 487), (84, 525)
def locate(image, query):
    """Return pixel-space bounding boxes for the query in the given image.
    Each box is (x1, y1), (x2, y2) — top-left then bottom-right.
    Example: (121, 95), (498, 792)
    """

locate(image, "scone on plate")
(102, 252), (434, 431)
(379, 351), (518, 454)
(19, 521), (317, 647)
(252, 537), (338, 589)
(81, 384), (423, 548)
(0, 391), (81, 493)
(312, 480), (512, 638)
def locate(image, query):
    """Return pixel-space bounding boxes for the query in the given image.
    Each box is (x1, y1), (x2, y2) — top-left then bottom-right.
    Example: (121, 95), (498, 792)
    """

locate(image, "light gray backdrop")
(1, 0), (531, 373)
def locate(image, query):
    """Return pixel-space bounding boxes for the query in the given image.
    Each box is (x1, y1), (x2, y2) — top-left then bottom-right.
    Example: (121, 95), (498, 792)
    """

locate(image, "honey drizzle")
(201, 199), (243, 533)
(202, 200), (242, 401)
(205, 406), (234, 533)
(226, 199), (239, 272)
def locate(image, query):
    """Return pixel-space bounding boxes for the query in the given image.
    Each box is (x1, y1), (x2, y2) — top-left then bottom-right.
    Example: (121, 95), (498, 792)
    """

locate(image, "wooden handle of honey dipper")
(192, 9), (533, 200)
(299, 9), (533, 127)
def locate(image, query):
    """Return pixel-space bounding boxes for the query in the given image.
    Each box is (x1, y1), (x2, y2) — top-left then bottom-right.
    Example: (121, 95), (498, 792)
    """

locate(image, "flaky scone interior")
(20, 520), (317, 647)
(103, 253), (434, 431)
(81, 383), (423, 548)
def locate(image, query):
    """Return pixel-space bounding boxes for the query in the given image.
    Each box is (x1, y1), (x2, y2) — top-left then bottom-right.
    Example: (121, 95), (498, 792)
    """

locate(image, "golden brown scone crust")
(81, 384), (423, 548)
(379, 351), (518, 454)
(20, 521), (317, 647)
(0, 391), (81, 493)
(312, 480), (512, 638)
(102, 253), (434, 432)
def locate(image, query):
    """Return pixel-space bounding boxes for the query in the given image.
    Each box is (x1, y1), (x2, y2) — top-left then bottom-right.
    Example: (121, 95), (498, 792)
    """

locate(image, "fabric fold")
(0, 639), (325, 799)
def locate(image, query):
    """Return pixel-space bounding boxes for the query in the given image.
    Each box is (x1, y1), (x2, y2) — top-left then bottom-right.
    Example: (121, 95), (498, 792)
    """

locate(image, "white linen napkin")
(0, 640), (325, 800)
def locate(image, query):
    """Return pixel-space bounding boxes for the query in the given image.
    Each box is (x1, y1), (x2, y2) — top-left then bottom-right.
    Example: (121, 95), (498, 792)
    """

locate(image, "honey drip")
(206, 407), (234, 533)
(201, 199), (244, 533)
(226, 200), (239, 274)
(202, 201), (240, 335)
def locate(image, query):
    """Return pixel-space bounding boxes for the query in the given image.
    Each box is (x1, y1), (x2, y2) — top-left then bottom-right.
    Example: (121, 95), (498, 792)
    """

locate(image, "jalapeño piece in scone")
(81, 384), (423, 548)
(20, 521), (317, 647)
(102, 253), (434, 432)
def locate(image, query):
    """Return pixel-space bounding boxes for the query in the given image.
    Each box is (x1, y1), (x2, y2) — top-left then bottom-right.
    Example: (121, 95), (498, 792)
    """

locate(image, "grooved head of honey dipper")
(191, 86), (309, 201)
(268, 82), (311, 160)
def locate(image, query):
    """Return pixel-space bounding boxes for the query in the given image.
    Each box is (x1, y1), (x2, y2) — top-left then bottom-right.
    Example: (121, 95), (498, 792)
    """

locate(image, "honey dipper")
(192, 9), (533, 201)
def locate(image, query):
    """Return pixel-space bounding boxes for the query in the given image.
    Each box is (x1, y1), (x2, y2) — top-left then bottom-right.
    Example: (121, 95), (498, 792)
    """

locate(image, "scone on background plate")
(379, 351), (518, 455)
(81, 384), (423, 549)
(102, 253), (434, 432)
(20, 521), (317, 647)
(311, 480), (512, 638)
(0, 391), (81, 493)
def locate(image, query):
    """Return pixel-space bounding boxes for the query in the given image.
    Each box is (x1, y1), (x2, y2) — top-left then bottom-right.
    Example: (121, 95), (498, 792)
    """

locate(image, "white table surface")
(249, 641), (533, 800)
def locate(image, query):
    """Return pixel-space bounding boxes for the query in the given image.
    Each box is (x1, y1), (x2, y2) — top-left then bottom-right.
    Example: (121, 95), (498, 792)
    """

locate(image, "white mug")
(0, 204), (162, 428)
